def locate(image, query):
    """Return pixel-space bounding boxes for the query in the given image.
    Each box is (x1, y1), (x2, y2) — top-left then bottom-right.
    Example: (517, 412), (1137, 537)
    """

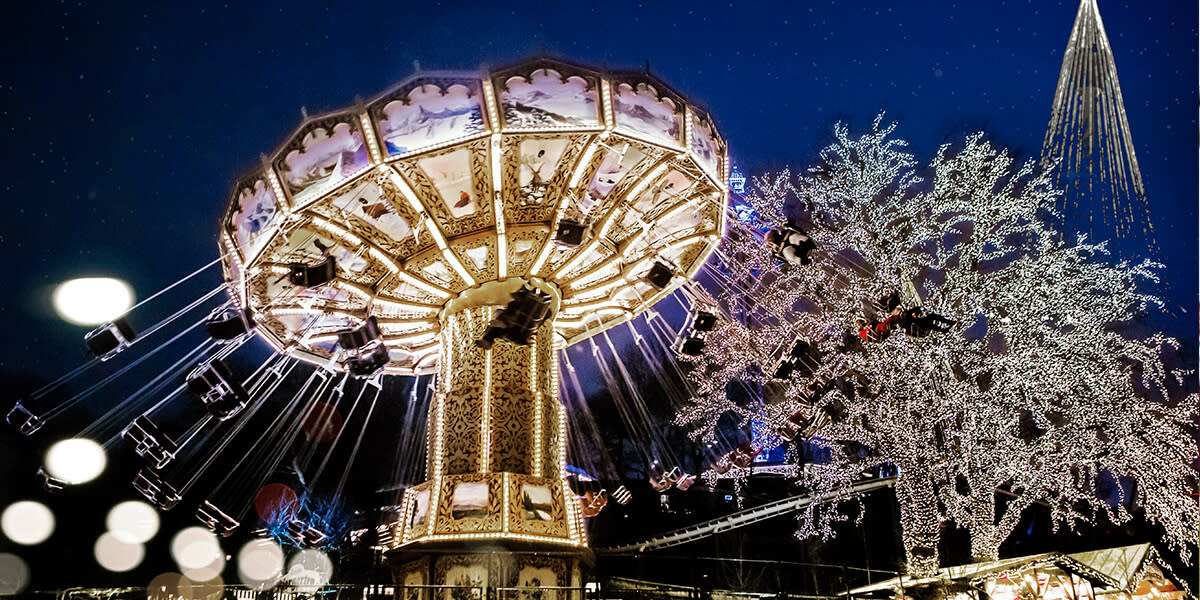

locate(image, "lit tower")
(1041, 0), (1156, 253)
(219, 58), (727, 590)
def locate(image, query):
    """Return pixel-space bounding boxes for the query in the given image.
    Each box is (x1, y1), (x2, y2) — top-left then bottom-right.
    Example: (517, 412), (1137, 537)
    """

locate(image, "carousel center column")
(387, 278), (589, 598)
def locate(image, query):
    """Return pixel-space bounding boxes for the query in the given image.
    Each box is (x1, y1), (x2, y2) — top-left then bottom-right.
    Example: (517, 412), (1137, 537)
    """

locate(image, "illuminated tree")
(677, 116), (1198, 576)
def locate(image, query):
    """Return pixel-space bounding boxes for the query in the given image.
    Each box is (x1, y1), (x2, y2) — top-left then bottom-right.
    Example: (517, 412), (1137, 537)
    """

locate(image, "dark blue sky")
(1, 1), (1195, 378)
(0, 0), (1194, 588)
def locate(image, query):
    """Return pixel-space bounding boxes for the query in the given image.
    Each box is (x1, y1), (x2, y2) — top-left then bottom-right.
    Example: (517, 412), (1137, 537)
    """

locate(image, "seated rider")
(899, 307), (957, 337)
(863, 290), (956, 339)
(855, 311), (901, 343)
(877, 291), (902, 314)
(766, 225), (817, 266)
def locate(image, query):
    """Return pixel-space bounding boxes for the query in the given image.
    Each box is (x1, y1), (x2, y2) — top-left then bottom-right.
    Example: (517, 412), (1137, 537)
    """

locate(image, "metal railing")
(597, 477), (896, 554)
(496, 585), (588, 600)
(364, 583), (488, 600)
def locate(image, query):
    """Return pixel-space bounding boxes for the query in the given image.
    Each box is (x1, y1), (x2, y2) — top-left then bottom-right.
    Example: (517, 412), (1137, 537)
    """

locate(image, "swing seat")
(777, 410), (811, 440)
(336, 316), (382, 350)
(611, 485), (633, 505)
(476, 286), (553, 348)
(288, 519), (329, 546)
(662, 467), (681, 484)
(676, 334), (706, 356)
(85, 317), (137, 361)
(644, 261), (675, 290)
(555, 219), (586, 247)
(6, 402), (43, 436)
(187, 359), (250, 421)
(580, 490), (608, 517)
(196, 501), (239, 537)
(675, 473), (697, 491)
(345, 343), (390, 377)
(132, 468), (181, 510)
(36, 466), (66, 493)
(206, 306), (255, 341)
(287, 256), (337, 287)
(731, 451), (757, 468)
(124, 416), (179, 469)
(691, 311), (718, 332)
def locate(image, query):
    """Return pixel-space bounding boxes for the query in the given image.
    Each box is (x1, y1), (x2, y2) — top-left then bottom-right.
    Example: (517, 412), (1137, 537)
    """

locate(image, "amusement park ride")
(224, 56), (728, 587)
(7, 57), (729, 588)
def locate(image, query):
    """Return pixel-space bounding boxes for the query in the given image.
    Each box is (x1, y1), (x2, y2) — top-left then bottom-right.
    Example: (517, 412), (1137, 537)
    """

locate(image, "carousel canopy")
(220, 58), (729, 375)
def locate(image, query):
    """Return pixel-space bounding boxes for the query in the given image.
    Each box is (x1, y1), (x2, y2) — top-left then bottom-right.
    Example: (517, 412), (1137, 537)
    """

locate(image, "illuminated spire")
(1041, 0), (1156, 253)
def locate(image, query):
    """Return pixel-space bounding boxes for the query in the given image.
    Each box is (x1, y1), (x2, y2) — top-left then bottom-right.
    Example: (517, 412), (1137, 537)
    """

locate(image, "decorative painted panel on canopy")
(220, 57), (729, 375)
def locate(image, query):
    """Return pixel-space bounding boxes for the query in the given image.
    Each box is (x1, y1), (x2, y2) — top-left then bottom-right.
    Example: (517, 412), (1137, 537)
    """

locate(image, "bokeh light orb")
(170, 528), (223, 575)
(44, 438), (106, 484)
(285, 549), (332, 592)
(180, 554), (225, 583)
(179, 573), (224, 599)
(52, 277), (134, 326)
(106, 500), (159, 544)
(147, 572), (183, 598)
(0, 553), (30, 594)
(237, 539), (284, 589)
(300, 401), (343, 442)
(253, 483), (297, 522)
(1, 501), (54, 545)
(94, 532), (145, 572)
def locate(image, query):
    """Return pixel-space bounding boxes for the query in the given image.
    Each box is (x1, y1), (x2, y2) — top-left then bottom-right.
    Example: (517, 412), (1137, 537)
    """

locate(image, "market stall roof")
(847, 544), (1165, 597)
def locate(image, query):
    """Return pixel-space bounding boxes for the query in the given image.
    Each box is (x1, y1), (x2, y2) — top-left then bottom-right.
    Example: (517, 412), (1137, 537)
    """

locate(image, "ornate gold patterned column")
(388, 281), (588, 595)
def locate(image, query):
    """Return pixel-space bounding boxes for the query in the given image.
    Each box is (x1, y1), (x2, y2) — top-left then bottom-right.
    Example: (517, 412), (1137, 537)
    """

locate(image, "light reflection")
(181, 553), (225, 583)
(285, 548), (332, 592)
(94, 532), (144, 572)
(170, 527), (223, 574)
(0, 553), (30, 594)
(106, 500), (159, 544)
(146, 572), (182, 600)
(52, 277), (135, 326)
(1, 501), (54, 545)
(45, 438), (106, 484)
(237, 538), (284, 589)
(179, 573), (224, 599)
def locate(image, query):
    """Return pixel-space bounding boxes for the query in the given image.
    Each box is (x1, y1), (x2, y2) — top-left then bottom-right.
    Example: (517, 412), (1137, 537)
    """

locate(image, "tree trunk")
(968, 491), (1001, 563)
(894, 475), (940, 577)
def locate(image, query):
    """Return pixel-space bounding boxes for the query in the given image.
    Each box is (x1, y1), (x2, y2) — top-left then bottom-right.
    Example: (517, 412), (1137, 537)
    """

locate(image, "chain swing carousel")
(219, 58), (727, 589)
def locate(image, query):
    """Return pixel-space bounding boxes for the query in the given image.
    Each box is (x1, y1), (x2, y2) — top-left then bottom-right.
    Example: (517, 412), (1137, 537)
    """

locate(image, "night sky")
(0, 0), (1194, 590)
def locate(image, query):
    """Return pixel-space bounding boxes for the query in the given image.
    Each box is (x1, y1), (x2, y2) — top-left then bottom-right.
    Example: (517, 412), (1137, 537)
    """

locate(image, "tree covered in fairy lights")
(676, 115), (1198, 576)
